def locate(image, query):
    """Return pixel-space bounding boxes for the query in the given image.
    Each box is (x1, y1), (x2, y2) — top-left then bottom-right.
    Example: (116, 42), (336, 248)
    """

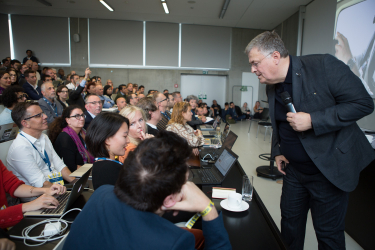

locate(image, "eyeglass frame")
(86, 101), (103, 105)
(17, 93), (28, 100)
(24, 111), (45, 120)
(68, 114), (86, 120)
(158, 98), (168, 103)
(249, 52), (273, 69)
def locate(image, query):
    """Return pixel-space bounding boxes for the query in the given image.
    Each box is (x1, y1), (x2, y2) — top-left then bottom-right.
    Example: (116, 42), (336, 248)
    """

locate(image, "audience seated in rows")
(138, 93), (145, 99)
(119, 106), (154, 162)
(49, 105), (94, 173)
(103, 85), (113, 100)
(222, 102), (233, 123)
(56, 85), (69, 109)
(136, 97), (162, 136)
(116, 96), (127, 113)
(137, 85), (145, 95)
(6, 102), (75, 202)
(10, 60), (21, 72)
(65, 74), (79, 90)
(23, 70), (42, 100)
(0, 160), (65, 229)
(86, 82), (96, 95)
(166, 102), (204, 156)
(67, 68), (90, 111)
(96, 85), (114, 108)
(38, 82), (63, 124)
(0, 59), (10, 70)
(63, 131), (230, 250)
(0, 85), (27, 125)
(106, 79), (113, 87)
(132, 84), (138, 93)
(153, 91), (171, 131)
(57, 69), (66, 81)
(18, 64), (29, 85)
(167, 93), (175, 112)
(126, 93), (139, 106)
(84, 94), (103, 130)
(32, 62), (40, 81)
(126, 83), (133, 95)
(186, 95), (205, 129)
(0, 70), (11, 94)
(86, 113), (129, 190)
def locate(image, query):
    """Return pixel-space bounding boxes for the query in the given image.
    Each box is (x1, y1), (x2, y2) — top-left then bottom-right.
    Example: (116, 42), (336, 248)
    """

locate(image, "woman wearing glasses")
(48, 105), (94, 172)
(0, 85), (27, 125)
(7, 68), (19, 86)
(56, 85), (69, 109)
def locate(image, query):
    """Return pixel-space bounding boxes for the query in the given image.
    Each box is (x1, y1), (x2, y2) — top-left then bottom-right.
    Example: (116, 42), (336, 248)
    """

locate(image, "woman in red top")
(0, 160), (66, 229)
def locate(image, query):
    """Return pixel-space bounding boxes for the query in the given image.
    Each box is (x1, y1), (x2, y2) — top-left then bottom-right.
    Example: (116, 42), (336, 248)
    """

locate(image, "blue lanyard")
(20, 133), (52, 172)
(161, 111), (170, 120)
(94, 158), (123, 165)
(43, 98), (58, 117)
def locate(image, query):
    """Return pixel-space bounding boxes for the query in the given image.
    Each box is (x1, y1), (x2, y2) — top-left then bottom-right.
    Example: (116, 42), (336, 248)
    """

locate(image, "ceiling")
(0, 0), (312, 30)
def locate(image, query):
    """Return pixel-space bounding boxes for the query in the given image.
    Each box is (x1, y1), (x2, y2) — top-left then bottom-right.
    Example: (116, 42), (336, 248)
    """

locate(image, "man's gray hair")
(244, 30), (289, 58)
(40, 81), (53, 92)
(186, 95), (198, 103)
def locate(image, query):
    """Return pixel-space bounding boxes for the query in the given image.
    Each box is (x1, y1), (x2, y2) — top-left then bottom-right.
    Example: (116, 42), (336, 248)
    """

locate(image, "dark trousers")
(281, 165), (349, 250)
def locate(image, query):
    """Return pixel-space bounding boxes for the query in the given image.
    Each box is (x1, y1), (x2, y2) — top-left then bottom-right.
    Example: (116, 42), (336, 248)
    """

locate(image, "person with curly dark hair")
(0, 85), (27, 125)
(48, 105), (94, 172)
(7, 68), (18, 86)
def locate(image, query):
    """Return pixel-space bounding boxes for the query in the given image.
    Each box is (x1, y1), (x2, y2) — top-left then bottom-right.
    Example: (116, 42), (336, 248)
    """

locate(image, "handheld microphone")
(280, 91), (296, 113)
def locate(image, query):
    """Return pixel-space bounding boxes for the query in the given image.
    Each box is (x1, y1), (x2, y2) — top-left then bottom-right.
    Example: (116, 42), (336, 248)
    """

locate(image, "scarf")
(62, 126), (94, 164)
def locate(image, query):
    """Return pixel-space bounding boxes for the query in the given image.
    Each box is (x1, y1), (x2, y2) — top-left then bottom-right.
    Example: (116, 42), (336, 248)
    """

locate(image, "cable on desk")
(9, 208), (82, 247)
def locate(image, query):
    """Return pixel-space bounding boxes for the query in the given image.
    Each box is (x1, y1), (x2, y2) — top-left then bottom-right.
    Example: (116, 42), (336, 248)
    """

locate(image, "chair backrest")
(260, 108), (270, 121)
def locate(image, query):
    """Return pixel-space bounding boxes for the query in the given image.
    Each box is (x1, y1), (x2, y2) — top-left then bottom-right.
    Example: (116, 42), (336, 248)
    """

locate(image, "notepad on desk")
(212, 187), (236, 199)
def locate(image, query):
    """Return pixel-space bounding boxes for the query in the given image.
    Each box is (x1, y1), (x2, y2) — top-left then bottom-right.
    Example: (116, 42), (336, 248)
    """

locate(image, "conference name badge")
(48, 172), (64, 185)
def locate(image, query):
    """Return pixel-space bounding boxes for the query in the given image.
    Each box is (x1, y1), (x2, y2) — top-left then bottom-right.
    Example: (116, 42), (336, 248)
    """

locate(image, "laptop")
(200, 116), (221, 131)
(0, 123), (19, 143)
(24, 167), (91, 217)
(199, 131), (238, 160)
(191, 147), (238, 185)
(202, 122), (230, 148)
(69, 164), (93, 177)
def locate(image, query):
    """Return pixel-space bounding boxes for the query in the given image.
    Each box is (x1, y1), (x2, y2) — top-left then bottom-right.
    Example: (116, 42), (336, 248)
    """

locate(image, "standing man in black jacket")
(245, 31), (375, 250)
(67, 68), (91, 111)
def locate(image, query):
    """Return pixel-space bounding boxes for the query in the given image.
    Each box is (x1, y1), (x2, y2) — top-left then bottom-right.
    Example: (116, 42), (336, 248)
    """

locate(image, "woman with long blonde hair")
(166, 102), (204, 156)
(119, 105), (154, 162)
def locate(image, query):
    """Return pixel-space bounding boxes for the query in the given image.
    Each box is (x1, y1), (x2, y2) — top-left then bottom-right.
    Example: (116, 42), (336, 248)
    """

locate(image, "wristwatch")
(347, 58), (356, 69)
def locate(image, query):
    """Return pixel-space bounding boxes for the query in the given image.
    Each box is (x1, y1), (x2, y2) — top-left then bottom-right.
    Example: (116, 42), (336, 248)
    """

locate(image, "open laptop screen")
(221, 131), (237, 150)
(215, 149), (236, 176)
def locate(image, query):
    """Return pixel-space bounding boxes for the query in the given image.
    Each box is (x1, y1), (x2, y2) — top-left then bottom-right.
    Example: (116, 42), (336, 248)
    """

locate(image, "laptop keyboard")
(41, 192), (70, 215)
(211, 138), (220, 145)
(197, 169), (219, 183)
(209, 131), (217, 135)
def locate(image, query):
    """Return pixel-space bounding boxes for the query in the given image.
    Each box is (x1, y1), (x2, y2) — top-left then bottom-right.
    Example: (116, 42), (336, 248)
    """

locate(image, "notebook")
(191, 147), (238, 185)
(24, 167), (91, 217)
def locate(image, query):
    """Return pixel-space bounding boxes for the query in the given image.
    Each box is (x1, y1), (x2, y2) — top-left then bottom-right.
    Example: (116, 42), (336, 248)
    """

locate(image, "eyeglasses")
(86, 101), (102, 105)
(158, 98), (168, 103)
(17, 93), (28, 99)
(69, 114), (86, 120)
(24, 112), (45, 120)
(249, 52), (273, 69)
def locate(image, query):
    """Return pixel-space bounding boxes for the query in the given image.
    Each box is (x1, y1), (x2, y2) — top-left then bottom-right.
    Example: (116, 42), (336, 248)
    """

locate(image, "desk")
(8, 191), (92, 250)
(201, 162), (287, 250)
(9, 164), (286, 250)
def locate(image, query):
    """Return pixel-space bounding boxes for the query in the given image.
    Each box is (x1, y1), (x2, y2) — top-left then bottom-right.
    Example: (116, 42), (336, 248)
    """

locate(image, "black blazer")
(147, 124), (159, 136)
(68, 85), (86, 111)
(84, 111), (94, 130)
(54, 132), (84, 172)
(268, 54), (375, 192)
(23, 82), (43, 100)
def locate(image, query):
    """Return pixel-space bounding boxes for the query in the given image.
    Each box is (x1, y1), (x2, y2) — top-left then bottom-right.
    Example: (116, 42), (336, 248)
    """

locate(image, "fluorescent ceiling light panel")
(100, 0), (114, 11)
(162, 1), (169, 14)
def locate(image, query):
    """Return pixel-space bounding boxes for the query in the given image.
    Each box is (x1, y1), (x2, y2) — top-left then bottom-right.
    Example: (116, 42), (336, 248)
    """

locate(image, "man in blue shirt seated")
(228, 102), (246, 122)
(96, 85), (114, 108)
(0, 85), (27, 125)
(63, 131), (231, 250)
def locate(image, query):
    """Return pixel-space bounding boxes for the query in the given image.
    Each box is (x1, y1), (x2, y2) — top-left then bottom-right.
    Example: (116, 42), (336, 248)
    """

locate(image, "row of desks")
(9, 159), (287, 250)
